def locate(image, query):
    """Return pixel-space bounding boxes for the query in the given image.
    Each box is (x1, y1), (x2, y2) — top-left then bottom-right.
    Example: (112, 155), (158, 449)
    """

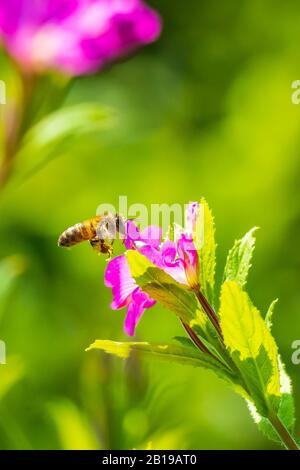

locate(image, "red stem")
(195, 289), (223, 340)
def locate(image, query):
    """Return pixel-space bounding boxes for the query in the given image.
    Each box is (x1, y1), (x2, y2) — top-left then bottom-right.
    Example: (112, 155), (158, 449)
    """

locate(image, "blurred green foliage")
(0, 0), (300, 449)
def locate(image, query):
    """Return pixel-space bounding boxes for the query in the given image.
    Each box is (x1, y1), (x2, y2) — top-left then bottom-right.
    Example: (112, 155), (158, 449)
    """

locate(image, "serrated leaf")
(173, 336), (197, 349)
(126, 250), (210, 338)
(87, 340), (236, 384)
(247, 358), (296, 446)
(219, 280), (280, 416)
(224, 227), (258, 287)
(174, 332), (233, 372)
(196, 198), (216, 304)
(265, 299), (278, 330)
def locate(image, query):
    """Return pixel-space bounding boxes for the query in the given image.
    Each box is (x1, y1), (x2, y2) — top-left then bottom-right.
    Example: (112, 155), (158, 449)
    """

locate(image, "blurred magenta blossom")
(0, 0), (161, 75)
(105, 203), (200, 336)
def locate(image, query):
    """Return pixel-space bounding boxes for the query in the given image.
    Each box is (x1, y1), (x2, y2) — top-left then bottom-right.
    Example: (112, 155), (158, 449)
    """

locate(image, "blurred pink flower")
(105, 203), (200, 336)
(0, 0), (161, 75)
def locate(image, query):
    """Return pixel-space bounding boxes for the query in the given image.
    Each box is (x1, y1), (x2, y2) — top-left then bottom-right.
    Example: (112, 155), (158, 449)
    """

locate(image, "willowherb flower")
(0, 0), (161, 76)
(89, 199), (300, 450)
(105, 203), (201, 336)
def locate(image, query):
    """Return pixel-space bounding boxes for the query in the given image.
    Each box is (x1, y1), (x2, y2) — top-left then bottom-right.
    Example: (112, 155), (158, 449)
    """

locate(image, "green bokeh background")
(0, 0), (300, 450)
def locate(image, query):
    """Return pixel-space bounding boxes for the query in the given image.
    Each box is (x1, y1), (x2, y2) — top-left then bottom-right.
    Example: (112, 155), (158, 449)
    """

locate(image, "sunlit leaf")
(224, 227), (258, 287)
(87, 340), (237, 384)
(265, 299), (278, 330)
(219, 280), (280, 416)
(248, 358), (296, 446)
(196, 198), (216, 304)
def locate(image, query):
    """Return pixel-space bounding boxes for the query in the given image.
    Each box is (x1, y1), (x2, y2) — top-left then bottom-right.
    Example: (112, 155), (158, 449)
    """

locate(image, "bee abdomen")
(58, 222), (94, 247)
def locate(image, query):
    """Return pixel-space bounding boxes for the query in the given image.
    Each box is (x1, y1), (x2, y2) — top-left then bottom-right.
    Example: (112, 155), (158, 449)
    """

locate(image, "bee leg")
(90, 237), (114, 258)
(90, 237), (102, 254)
(100, 240), (114, 259)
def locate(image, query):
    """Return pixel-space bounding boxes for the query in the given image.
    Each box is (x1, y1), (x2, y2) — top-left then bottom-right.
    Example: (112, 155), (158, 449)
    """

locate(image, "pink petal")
(163, 263), (187, 285)
(105, 255), (136, 309)
(177, 234), (199, 289)
(159, 240), (187, 285)
(160, 240), (177, 266)
(138, 244), (163, 267)
(124, 288), (155, 336)
(139, 239), (188, 285)
(140, 226), (162, 247)
(185, 201), (200, 235)
(124, 220), (141, 249)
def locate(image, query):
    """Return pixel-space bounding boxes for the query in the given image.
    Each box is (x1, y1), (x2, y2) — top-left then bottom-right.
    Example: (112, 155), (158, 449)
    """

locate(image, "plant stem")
(193, 289), (243, 376)
(181, 320), (208, 353)
(195, 289), (223, 340)
(181, 320), (238, 370)
(0, 111), (19, 189)
(0, 72), (35, 190)
(269, 412), (300, 450)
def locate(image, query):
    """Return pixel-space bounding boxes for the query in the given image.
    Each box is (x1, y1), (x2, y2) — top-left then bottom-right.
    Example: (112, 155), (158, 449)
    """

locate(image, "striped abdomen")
(58, 217), (101, 247)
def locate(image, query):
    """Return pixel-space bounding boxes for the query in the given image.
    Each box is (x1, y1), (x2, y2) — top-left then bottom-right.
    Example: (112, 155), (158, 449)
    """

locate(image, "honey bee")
(58, 213), (126, 257)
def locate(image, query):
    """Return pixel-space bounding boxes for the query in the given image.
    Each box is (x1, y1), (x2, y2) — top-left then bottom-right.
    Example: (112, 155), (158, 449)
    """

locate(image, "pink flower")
(0, 0), (161, 76)
(177, 233), (200, 290)
(105, 203), (201, 336)
(105, 254), (156, 336)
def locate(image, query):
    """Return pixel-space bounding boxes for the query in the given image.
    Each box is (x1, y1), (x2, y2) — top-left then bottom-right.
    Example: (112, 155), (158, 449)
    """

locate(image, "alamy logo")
(96, 196), (205, 249)
(0, 80), (6, 105)
(291, 340), (300, 365)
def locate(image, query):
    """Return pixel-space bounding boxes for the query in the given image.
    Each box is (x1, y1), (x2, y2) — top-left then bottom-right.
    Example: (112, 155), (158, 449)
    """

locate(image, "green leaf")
(0, 256), (25, 323)
(14, 104), (115, 185)
(219, 280), (280, 416)
(265, 299), (278, 330)
(173, 333), (229, 370)
(224, 227), (258, 287)
(24, 103), (113, 146)
(87, 340), (236, 384)
(173, 336), (197, 349)
(0, 356), (24, 400)
(49, 400), (99, 450)
(126, 250), (210, 337)
(248, 358), (296, 445)
(0, 256), (25, 300)
(196, 198), (216, 304)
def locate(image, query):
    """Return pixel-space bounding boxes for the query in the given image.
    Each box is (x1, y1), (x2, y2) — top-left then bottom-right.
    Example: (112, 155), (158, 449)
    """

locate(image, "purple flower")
(177, 233), (199, 290)
(105, 203), (201, 336)
(0, 0), (161, 76)
(105, 254), (155, 336)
